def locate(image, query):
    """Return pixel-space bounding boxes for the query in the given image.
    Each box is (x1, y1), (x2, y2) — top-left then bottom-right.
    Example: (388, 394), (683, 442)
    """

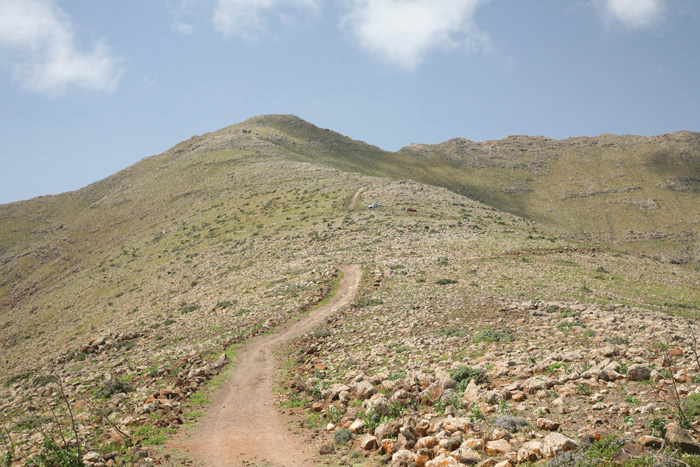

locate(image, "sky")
(0, 0), (699, 204)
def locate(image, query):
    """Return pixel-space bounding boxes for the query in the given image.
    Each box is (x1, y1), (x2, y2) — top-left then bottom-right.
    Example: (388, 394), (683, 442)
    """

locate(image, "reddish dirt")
(169, 265), (361, 467)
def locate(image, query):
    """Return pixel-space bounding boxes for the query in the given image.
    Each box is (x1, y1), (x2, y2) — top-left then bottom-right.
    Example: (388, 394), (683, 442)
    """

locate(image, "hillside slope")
(0, 115), (699, 466)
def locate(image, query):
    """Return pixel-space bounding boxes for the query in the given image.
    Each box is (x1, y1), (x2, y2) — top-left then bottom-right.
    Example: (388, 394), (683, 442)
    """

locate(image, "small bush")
(31, 439), (84, 467)
(436, 328), (468, 338)
(180, 304), (200, 314)
(12, 415), (52, 431)
(3, 371), (34, 388)
(650, 417), (666, 438)
(494, 415), (528, 432)
(314, 329), (331, 339)
(557, 321), (586, 333)
(32, 374), (58, 388)
(435, 278), (458, 285)
(556, 310), (579, 319)
(607, 337), (629, 346)
(450, 366), (489, 385)
(472, 328), (514, 343)
(334, 428), (354, 446)
(95, 378), (134, 399)
(357, 298), (383, 307)
(213, 300), (234, 310)
(683, 393), (700, 419)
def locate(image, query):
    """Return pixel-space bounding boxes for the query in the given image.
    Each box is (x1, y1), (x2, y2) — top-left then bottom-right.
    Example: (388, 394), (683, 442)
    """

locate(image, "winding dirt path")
(347, 186), (365, 210)
(172, 265), (361, 467)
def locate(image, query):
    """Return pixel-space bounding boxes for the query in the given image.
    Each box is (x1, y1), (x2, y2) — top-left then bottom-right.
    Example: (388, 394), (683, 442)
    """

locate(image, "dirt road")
(347, 186), (365, 210)
(172, 265), (361, 467)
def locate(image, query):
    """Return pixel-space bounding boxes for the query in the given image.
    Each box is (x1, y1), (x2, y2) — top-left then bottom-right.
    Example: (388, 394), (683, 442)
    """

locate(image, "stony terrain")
(0, 115), (699, 466)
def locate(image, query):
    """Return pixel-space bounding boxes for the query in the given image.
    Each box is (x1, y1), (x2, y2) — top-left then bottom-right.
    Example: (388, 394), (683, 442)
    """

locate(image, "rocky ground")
(1, 150), (699, 466)
(277, 269), (700, 466)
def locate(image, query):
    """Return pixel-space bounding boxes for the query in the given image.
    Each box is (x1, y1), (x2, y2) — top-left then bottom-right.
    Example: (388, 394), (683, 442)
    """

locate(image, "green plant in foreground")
(31, 439), (84, 467)
(333, 428), (353, 446)
(649, 417), (666, 438)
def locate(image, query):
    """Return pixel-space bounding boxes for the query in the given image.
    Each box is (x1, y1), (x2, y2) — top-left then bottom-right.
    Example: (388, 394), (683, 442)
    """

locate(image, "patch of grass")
(4, 371), (34, 388)
(545, 363), (569, 374)
(356, 298), (383, 307)
(436, 327), (468, 338)
(557, 321), (587, 332)
(188, 393), (211, 406)
(471, 328), (514, 343)
(180, 303), (200, 314)
(435, 278), (458, 285)
(313, 329), (331, 339)
(556, 309), (579, 319)
(213, 300), (234, 310)
(450, 366), (489, 386)
(95, 379), (133, 399)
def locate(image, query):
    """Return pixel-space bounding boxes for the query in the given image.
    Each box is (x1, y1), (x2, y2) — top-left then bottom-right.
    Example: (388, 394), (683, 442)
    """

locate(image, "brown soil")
(169, 265), (361, 467)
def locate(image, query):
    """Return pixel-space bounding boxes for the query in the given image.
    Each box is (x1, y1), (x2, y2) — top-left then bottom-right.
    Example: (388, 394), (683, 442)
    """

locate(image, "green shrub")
(334, 428), (354, 446)
(684, 394), (700, 419)
(450, 366), (489, 385)
(557, 321), (586, 333)
(556, 310), (579, 319)
(12, 415), (52, 431)
(650, 417), (666, 438)
(31, 439), (84, 467)
(95, 379), (134, 399)
(180, 304), (200, 314)
(436, 328), (468, 338)
(314, 329), (331, 339)
(3, 371), (34, 388)
(471, 328), (514, 343)
(357, 298), (383, 307)
(606, 337), (629, 346)
(435, 278), (458, 285)
(213, 300), (234, 310)
(32, 374), (58, 388)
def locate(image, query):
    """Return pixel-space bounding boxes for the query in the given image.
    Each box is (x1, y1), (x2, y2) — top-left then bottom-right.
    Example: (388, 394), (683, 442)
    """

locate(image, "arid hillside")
(1, 115), (699, 467)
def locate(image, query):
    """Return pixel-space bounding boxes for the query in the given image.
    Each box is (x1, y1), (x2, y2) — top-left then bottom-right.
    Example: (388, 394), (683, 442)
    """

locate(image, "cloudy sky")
(0, 0), (698, 203)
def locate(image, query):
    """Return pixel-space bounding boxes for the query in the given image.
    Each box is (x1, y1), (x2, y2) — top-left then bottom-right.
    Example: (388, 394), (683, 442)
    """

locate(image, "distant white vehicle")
(368, 202), (382, 209)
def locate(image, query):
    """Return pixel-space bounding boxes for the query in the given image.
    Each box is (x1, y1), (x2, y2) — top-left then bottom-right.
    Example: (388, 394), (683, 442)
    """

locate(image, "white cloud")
(593, 0), (665, 29)
(171, 19), (196, 35)
(0, 0), (123, 94)
(212, 0), (321, 38)
(341, 0), (491, 71)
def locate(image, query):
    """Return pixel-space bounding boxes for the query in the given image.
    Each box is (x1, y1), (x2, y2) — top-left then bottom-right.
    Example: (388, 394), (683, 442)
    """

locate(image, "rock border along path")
(173, 265), (361, 467)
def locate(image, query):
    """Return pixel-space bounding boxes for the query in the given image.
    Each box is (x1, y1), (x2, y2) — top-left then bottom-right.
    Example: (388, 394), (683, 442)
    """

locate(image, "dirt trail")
(172, 265), (361, 467)
(347, 186), (365, 210)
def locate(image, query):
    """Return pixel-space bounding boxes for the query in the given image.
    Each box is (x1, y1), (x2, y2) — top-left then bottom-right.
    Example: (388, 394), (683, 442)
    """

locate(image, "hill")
(0, 115), (699, 466)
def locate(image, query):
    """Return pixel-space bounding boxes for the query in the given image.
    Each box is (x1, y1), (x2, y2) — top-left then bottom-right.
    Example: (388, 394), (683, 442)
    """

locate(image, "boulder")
(627, 364), (652, 381)
(485, 439), (513, 456)
(665, 424), (700, 453)
(517, 441), (544, 463)
(543, 432), (578, 458)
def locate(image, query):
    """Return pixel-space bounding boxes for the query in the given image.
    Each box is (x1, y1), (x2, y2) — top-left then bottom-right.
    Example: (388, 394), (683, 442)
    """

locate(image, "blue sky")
(0, 0), (698, 204)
